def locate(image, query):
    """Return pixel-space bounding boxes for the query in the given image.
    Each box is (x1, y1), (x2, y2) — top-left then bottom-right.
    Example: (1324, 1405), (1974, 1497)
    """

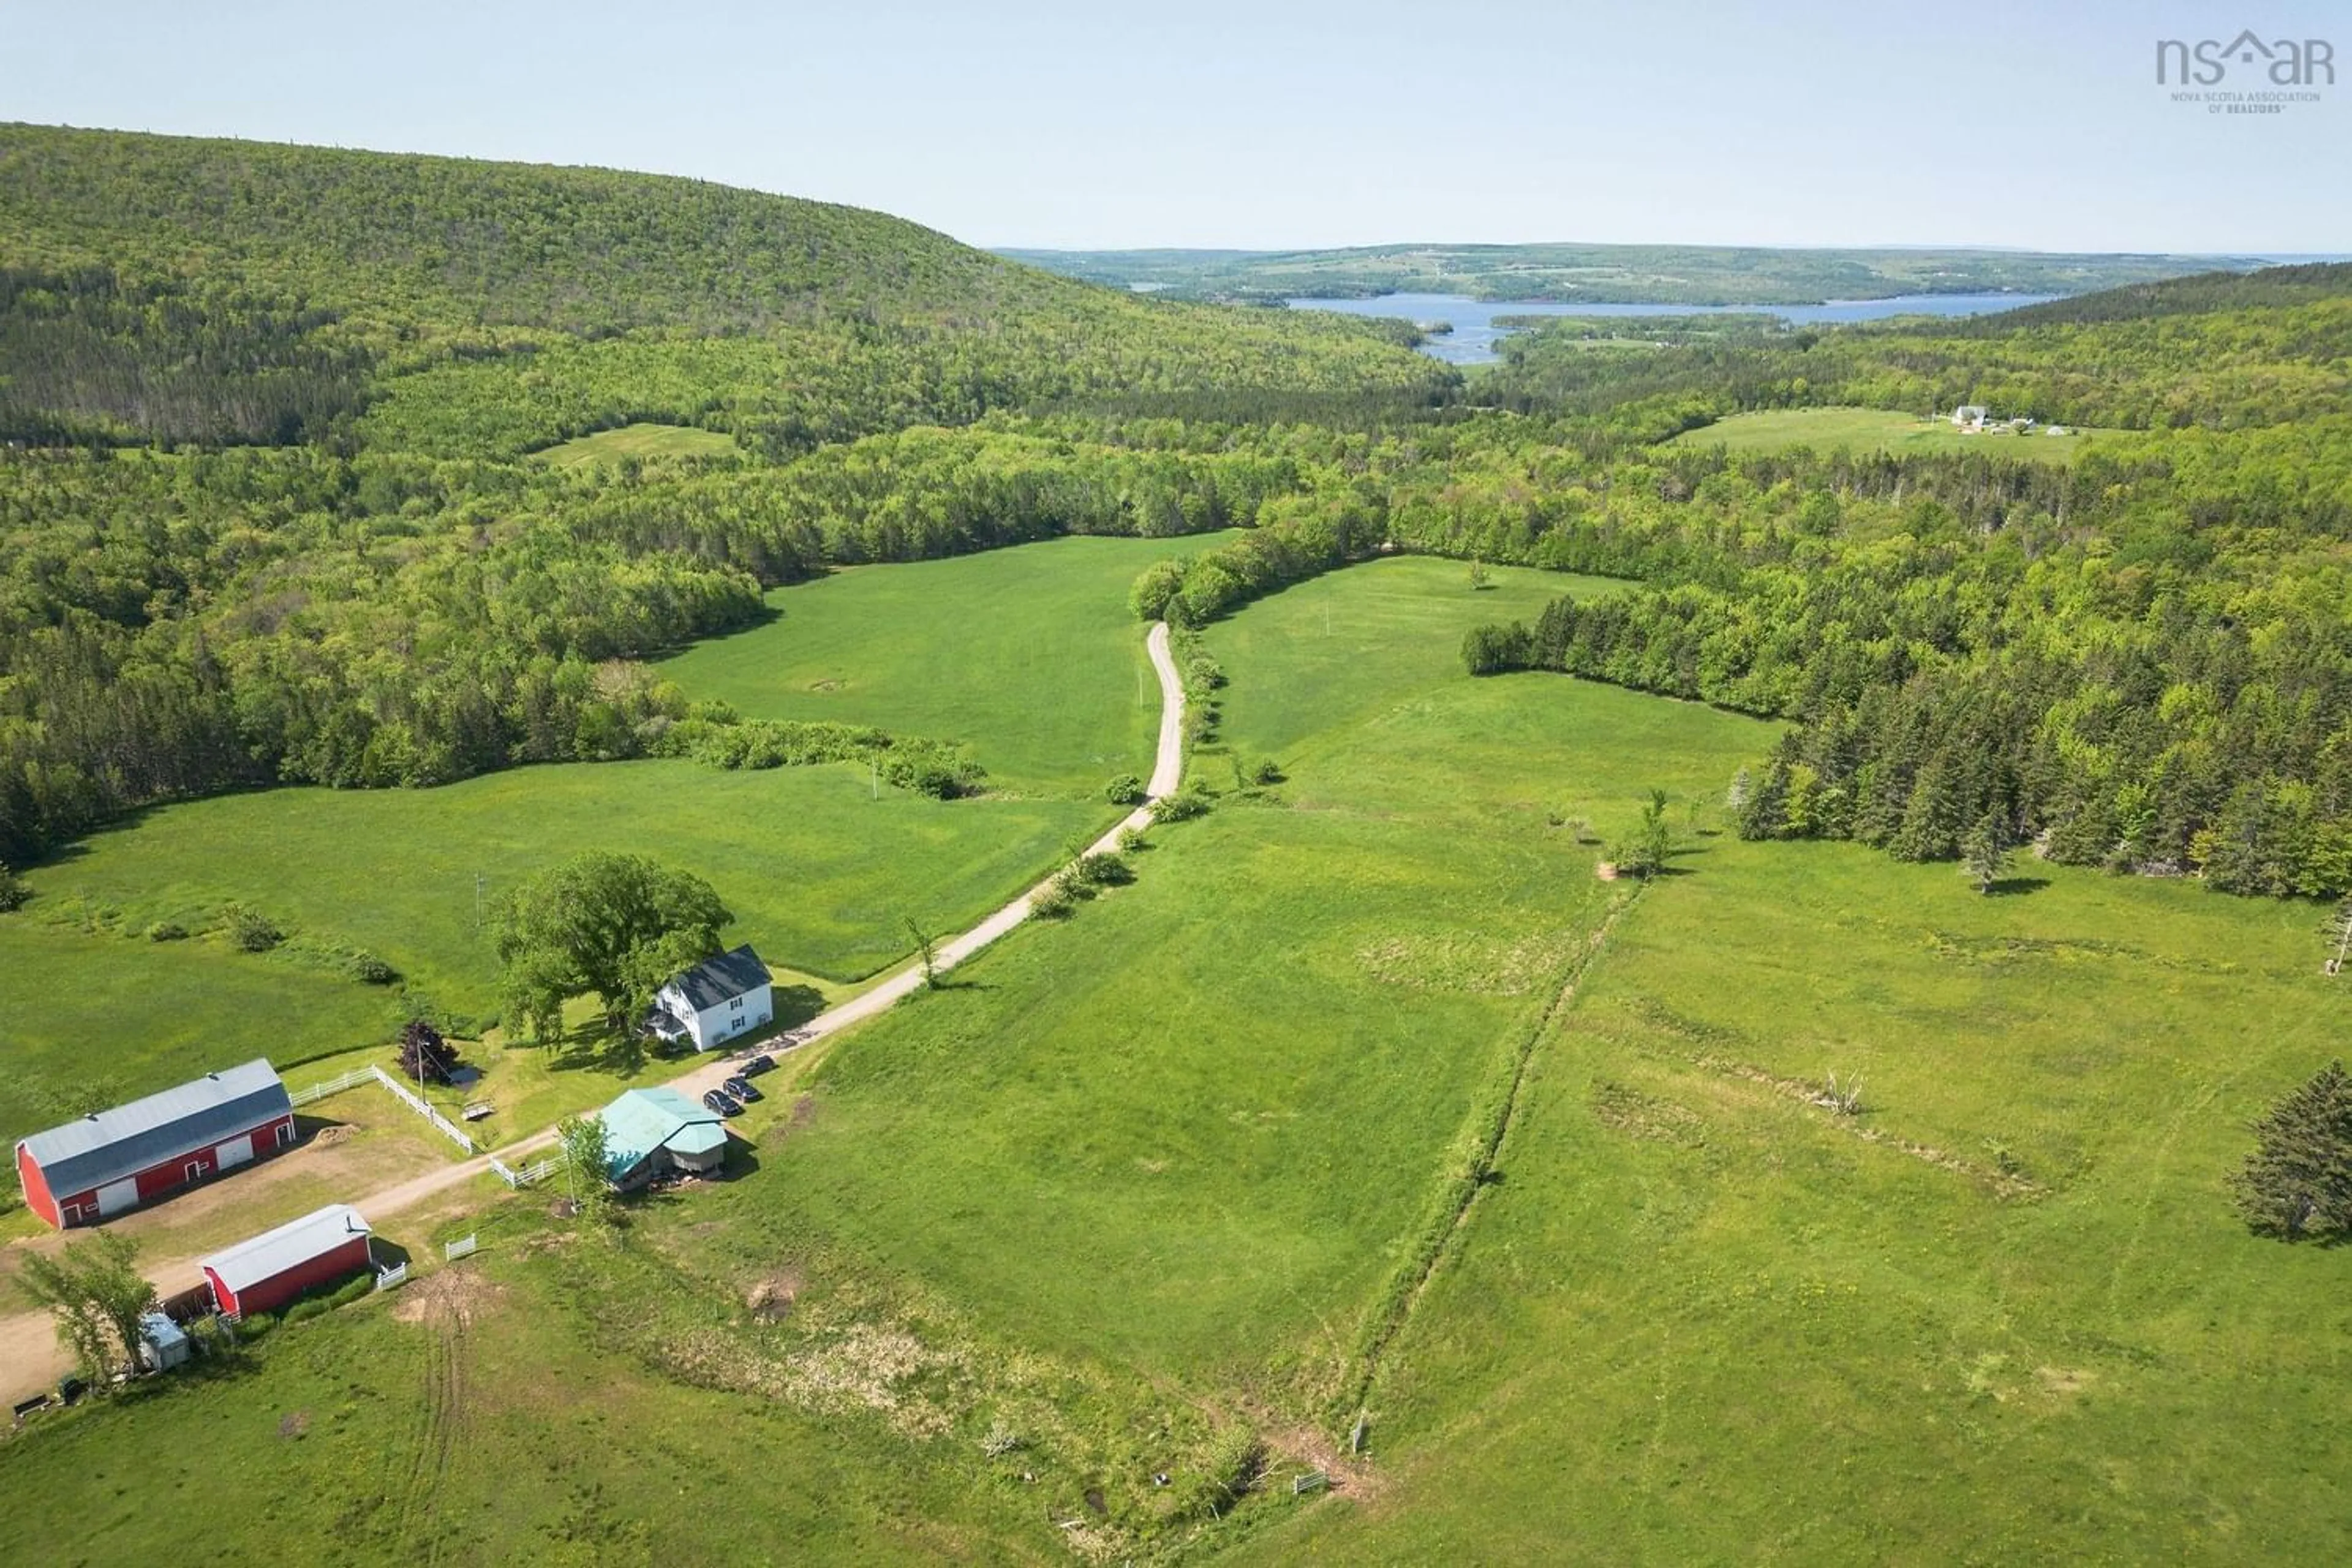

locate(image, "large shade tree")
(493, 851), (731, 1043)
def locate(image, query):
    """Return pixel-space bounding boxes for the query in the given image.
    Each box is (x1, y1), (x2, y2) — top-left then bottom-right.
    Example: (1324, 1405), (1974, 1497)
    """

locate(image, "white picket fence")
(489, 1152), (563, 1189)
(443, 1235), (478, 1263)
(374, 1262), (408, 1292)
(368, 1066), (476, 1154)
(288, 1066), (375, 1107)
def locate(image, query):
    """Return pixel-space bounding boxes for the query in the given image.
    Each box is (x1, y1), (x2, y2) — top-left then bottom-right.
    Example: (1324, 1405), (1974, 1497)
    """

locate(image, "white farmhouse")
(645, 945), (774, 1052)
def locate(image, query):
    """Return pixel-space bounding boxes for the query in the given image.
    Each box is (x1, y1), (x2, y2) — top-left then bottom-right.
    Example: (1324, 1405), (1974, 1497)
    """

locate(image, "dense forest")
(1449, 266), (2352, 896)
(5, 124), (2352, 903)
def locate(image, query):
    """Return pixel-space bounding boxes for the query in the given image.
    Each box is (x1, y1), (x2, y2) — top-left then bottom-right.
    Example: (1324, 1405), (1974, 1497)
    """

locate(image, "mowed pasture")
(0, 758), (1095, 1147)
(1668, 405), (2112, 461)
(1238, 839), (2352, 1562)
(7, 550), (2343, 1562)
(4, 536), (1223, 1142)
(658, 533), (1233, 795)
(657, 561), (1767, 1463)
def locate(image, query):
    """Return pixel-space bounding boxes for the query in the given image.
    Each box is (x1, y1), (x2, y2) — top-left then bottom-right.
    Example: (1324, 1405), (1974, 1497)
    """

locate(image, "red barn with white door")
(13, 1059), (296, 1229)
(201, 1203), (374, 1317)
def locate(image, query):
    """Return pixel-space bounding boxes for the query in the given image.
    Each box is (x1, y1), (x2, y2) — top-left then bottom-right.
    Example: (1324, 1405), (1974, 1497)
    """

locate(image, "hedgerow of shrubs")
(650, 709), (986, 799)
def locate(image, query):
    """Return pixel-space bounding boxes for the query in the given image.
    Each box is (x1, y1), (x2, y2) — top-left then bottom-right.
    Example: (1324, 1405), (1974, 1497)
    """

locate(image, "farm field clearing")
(644, 557), (1771, 1525)
(0, 751), (1097, 1148)
(1667, 404), (2119, 460)
(658, 532), (1234, 795)
(9, 553), (2343, 1562)
(2, 534), (1259, 1144)
(1236, 835), (2351, 1563)
(528, 420), (741, 469)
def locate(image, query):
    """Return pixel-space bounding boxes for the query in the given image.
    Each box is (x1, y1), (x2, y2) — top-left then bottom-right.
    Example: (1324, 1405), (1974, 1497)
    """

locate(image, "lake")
(1288, 291), (2061, 364)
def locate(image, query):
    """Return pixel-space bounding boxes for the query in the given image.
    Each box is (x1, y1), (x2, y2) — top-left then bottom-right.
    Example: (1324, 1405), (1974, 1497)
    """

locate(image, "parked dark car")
(702, 1090), (742, 1117)
(741, 1054), (777, 1077)
(724, 1076), (763, 1103)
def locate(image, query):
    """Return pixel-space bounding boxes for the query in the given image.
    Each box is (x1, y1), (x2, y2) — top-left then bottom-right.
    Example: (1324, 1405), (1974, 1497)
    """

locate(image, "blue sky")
(4, 0), (2344, 251)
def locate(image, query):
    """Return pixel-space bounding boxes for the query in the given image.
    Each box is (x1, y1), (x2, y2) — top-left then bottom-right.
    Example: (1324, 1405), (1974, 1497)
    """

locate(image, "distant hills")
(0, 123), (1452, 450)
(997, 242), (2277, 307)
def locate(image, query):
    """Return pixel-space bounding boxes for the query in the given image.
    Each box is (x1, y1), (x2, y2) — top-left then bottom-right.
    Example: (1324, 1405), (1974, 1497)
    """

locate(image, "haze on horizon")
(5, 0), (2345, 255)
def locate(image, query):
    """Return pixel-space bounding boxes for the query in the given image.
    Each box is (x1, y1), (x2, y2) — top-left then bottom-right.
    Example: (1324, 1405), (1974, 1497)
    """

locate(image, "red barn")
(201, 1203), (374, 1318)
(13, 1059), (296, 1229)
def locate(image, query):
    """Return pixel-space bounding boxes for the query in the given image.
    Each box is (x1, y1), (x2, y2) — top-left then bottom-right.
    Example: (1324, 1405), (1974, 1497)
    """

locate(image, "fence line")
(374, 1262), (408, 1292)
(489, 1152), (564, 1189)
(288, 1066), (375, 1107)
(443, 1234), (478, 1262)
(368, 1066), (477, 1154)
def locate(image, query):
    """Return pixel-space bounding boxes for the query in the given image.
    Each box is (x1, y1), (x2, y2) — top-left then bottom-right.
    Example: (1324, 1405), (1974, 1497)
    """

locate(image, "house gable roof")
(595, 1087), (727, 1180)
(201, 1203), (371, 1294)
(16, 1059), (291, 1197)
(665, 944), (771, 1011)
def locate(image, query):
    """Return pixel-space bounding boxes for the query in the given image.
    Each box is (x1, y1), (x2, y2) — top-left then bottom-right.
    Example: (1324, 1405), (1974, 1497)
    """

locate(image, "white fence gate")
(443, 1235), (478, 1262)
(489, 1153), (563, 1189)
(374, 1262), (409, 1292)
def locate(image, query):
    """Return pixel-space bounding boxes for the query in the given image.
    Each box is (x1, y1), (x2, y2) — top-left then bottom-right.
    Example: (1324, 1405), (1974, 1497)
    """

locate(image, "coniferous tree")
(2230, 1061), (2352, 1240)
(1963, 812), (2011, 894)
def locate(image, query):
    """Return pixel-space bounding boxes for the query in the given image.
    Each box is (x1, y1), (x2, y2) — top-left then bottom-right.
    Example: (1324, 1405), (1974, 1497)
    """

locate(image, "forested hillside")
(7, 124), (2352, 906)
(1452, 265), (2352, 896)
(0, 125), (1454, 864)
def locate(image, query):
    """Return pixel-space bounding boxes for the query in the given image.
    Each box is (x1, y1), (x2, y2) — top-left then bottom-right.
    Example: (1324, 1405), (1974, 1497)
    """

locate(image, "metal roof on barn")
(15, 1058), (291, 1196)
(666, 944), (771, 1011)
(202, 1202), (371, 1294)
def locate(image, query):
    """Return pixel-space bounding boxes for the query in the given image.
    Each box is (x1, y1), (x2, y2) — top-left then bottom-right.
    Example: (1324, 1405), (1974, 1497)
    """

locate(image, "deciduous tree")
(18, 1231), (157, 1389)
(494, 852), (730, 1042)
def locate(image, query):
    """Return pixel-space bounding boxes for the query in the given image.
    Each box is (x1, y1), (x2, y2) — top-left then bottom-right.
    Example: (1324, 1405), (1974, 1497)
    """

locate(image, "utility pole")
(473, 872), (484, 937)
(871, 755), (879, 801)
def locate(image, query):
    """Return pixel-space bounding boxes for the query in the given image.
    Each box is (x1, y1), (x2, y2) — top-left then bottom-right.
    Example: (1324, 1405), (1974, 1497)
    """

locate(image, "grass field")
(529, 421), (741, 468)
(2, 536), (1234, 1143)
(0, 760), (1098, 1144)
(1234, 835), (2352, 1562)
(7, 552), (2345, 1562)
(0, 1222), (1059, 1564)
(1668, 405), (2115, 461)
(658, 533), (1233, 795)
(622, 556), (1768, 1547)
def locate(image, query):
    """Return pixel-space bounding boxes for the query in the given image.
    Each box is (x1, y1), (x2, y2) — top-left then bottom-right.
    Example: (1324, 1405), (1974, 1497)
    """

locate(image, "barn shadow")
(293, 1112), (352, 1145)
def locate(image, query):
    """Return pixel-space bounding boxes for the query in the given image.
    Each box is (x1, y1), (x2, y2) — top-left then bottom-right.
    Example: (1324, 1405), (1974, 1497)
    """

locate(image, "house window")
(730, 997), (744, 1011)
(185, 1161), (205, 1184)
